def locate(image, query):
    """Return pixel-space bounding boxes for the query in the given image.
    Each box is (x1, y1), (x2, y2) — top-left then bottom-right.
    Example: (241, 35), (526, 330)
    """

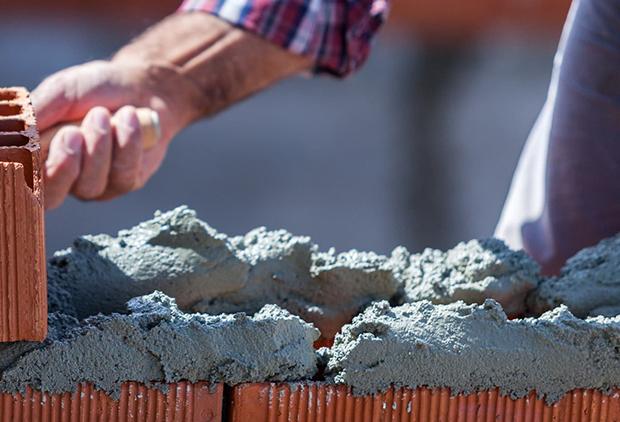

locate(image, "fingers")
(98, 106), (143, 200)
(45, 127), (83, 210)
(44, 106), (149, 208)
(71, 107), (113, 200)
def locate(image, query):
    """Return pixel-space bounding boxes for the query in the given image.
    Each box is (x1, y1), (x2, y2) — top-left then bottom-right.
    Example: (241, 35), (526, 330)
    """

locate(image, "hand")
(33, 59), (204, 209)
(34, 13), (311, 209)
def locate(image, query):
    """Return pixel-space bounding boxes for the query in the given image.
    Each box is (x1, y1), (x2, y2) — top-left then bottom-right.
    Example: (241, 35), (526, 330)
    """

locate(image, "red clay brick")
(0, 87), (47, 342)
(0, 382), (223, 422)
(229, 383), (620, 422)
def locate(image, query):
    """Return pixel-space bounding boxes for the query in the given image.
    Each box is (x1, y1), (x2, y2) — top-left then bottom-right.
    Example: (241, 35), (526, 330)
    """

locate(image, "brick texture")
(0, 382), (223, 422)
(0, 87), (47, 342)
(230, 383), (620, 422)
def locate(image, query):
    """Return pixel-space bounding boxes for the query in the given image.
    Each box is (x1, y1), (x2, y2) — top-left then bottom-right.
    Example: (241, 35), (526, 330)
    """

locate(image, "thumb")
(32, 61), (134, 133)
(32, 72), (75, 132)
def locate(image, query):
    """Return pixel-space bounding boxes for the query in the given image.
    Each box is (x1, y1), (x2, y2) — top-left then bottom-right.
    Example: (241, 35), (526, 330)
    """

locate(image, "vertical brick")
(0, 87), (47, 342)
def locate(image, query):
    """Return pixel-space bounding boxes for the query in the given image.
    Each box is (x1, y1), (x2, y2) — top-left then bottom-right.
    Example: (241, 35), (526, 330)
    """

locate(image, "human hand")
(34, 13), (311, 210)
(33, 59), (205, 209)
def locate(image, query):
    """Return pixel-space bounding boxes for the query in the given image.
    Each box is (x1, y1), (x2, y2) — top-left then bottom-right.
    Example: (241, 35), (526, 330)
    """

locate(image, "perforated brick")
(0, 87), (47, 342)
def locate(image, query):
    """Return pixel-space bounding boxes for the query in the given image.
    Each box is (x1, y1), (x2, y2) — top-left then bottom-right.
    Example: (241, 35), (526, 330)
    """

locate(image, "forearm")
(33, 3), (381, 209)
(114, 13), (312, 121)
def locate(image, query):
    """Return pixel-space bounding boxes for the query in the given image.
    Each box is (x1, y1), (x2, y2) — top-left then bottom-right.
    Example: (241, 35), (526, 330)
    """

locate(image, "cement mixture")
(529, 235), (620, 317)
(0, 291), (318, 397)
(1, 206), (619, 402)
(48, 206), (401, 338)
(326, 300), (620, 403)
(394, 238), (540, 315)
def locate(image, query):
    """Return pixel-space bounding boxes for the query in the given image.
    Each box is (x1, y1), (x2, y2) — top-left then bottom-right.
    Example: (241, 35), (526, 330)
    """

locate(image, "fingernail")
(62, 133), (82, 155)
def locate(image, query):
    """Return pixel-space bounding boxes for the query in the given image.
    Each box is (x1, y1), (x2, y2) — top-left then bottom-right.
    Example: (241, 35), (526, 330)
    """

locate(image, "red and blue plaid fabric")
(179, 0), (389, 76)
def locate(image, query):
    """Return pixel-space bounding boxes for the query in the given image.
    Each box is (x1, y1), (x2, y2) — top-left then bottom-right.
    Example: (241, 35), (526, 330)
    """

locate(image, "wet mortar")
(528, 234), (620, 317)
(1, 206), (619, 402)
(325, 299), (620, 403)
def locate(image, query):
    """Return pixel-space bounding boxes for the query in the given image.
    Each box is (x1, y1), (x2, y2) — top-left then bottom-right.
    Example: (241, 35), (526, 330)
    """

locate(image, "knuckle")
(118, 104), (137, 115)
(46, 128), (83, 171)
(84, 108), (112, 133)
(42, 70), (69, 89)
(114, 108), (141, 146)
(58, 125), (80, 137)
(91, 106), (112, 117)
(58, 127), (83, 147)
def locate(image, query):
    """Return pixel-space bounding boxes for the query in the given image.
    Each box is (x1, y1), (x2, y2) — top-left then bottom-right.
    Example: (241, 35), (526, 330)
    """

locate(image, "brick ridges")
(230, 383), (620, 422)
(0, 382), (223, 422)
(3, 381), (617, 422)
(0, 87), (47, 342)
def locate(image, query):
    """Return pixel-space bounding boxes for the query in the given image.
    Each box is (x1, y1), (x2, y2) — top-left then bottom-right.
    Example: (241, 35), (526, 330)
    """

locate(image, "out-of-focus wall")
(382, 0), (570, 250)
(1, 1), (568, 255)
(390, 0), (568, 40)
(3, 1), (177, 23)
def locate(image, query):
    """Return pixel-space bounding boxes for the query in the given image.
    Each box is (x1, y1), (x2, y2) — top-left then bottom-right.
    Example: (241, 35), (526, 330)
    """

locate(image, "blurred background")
(2, 0), (569, 255)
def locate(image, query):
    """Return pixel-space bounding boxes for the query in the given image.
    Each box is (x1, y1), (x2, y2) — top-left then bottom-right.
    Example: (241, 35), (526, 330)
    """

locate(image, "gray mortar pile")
(326, 300), (620, 403)
(0, 206), (404, 397)
(47, 206), (542, 326)
(47, 206), (401, 338)
(1, 205), (619, 402)
(529, 234), (620, 317)
(0, 291), (318, 398)
(392, 238), (541, 315)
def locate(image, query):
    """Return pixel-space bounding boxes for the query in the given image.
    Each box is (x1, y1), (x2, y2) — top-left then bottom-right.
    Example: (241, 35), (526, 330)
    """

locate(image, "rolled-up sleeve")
(179, 0), (389, 77)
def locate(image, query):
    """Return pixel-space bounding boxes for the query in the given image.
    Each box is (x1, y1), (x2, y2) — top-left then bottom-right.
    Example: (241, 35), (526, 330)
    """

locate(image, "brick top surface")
(0, 87), (39, 151)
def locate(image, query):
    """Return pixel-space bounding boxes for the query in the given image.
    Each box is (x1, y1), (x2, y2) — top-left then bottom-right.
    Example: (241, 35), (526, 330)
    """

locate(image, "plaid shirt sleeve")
(178, 0), (389, 77)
